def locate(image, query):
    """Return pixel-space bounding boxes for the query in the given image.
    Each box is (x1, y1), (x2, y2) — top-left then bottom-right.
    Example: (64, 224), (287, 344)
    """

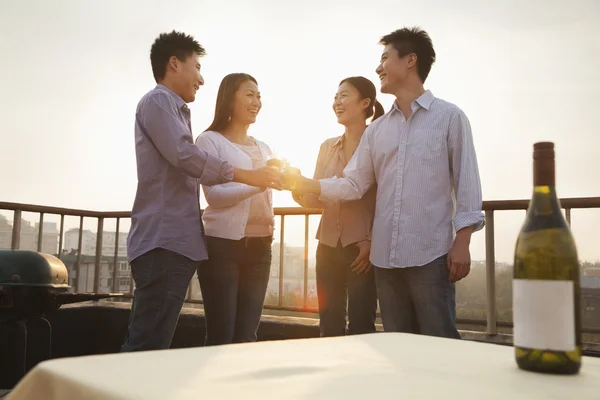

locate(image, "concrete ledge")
(96, 301), (521, 344)
(56, 301), (521, 348)
(66, 301), (600, 351)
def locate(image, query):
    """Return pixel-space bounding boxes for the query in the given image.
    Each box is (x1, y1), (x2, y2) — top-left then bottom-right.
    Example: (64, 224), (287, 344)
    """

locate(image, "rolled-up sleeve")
(448, 109), (485, 233)
(141, 93), (234, 186)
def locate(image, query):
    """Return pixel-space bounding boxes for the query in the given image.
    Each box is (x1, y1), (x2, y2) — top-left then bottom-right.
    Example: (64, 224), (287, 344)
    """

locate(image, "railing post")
(129, 275), (134, 295)
(58, 214), (65, 257)
(112, 218), (120, 293)
(37, 212), (44, 252)
(93, 217), (104, 293)
(565, 208), (571, 226)
(303, 214), (309, 310)
(75, 217), (84, 292)
(485, 210), (497, 335)
(278, 215), (285, 307)
(11, 209), (21, 250)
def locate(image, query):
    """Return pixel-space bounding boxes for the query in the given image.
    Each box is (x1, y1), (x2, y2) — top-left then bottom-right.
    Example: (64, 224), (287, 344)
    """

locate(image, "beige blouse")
(297, 134), (376, 248)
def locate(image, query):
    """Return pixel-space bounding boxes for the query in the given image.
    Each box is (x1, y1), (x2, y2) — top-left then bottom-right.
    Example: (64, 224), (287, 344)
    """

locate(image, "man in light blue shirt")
(288, 27), (484, 339)
(122, 31), (281, 352)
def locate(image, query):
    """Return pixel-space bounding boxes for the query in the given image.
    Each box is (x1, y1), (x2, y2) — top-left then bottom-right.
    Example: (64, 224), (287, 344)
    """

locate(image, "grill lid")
(0, 250), (69, 289)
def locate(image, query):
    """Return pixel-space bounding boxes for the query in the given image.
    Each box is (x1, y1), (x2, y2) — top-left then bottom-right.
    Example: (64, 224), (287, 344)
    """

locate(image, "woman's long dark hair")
(204, 73), (258, 133)
(339, 76), (384, 122)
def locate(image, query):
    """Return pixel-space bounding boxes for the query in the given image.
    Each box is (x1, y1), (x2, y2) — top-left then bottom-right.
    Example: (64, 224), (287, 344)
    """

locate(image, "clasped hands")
(255, 160), (371, 274)
(254, 159), (309, 193)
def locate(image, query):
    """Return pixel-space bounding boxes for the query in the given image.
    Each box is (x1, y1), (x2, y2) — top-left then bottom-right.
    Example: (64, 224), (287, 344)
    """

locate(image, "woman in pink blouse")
(293, 76), (384, 336)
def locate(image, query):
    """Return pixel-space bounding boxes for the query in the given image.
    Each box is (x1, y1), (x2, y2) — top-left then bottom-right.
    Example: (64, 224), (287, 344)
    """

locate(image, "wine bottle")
(513, 141), (581, 374)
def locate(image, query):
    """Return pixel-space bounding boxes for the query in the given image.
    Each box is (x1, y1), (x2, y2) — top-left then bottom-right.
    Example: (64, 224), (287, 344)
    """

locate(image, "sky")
(1, 0), (599, 263)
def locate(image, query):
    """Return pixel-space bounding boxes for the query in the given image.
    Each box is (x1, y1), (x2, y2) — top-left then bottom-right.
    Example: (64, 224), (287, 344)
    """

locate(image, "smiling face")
(332, 81), (370, 126)
(375, 43), (416, 94)
(230, 80), (262, 125)
(171, 52), (204, 103)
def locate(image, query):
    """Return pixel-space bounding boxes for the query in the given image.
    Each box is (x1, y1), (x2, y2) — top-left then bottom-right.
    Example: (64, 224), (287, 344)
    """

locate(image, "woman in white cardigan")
(195, 73), (274, 345)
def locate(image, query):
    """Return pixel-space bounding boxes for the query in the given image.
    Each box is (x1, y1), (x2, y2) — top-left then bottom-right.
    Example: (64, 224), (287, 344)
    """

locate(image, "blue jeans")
(121, 248), (199, 352)
(374, 254), (461, 339)
(316, 241), (377, 336)
(197, 236), (272, 346)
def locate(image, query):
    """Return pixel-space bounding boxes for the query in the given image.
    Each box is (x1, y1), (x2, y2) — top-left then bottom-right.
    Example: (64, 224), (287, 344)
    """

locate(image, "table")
(7, 333), (600, 399)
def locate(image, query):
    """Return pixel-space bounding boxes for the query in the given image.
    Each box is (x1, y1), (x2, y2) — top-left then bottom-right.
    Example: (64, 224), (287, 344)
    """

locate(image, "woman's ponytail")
(372, 100), (385, 121)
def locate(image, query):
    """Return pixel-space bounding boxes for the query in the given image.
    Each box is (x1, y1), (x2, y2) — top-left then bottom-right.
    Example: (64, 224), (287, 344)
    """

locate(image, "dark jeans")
(374, 254), (461, 339)
(316, 241), (377, 337)
(197, 235), (272, 346)
(121, 248), (199, 352)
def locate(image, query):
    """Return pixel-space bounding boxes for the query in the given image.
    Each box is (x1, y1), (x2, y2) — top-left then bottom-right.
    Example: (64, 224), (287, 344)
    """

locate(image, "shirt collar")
(332, 135), (345, 149)
(390, 89), (435, 113)
(156, 84), (188, 112)
(415, 89), (434, 110)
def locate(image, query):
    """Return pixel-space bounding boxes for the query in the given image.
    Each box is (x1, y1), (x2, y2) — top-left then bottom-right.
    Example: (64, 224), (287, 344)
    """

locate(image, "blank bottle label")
(513, 279), (576, 351)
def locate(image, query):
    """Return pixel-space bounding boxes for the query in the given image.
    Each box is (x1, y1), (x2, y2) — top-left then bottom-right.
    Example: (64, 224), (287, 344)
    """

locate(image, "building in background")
(267, 243), (317, 308)
(581, 275), (600, 329)
(0, 215), (128, 260)
(584, 268), (600, 277)
(0, 215), (58, 254)
(64, 229), (128, 257)
(0, 215), (11, 250)
(60, 254), (132, 293)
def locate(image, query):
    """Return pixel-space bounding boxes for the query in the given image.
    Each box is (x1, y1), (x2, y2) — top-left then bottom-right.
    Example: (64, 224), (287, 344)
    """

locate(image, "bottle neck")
(525, 143), (568, 229)
(533, 156), (555, 187)
(529, 185), (562, 219)
(532, 185), (558, 200)
(532, 156), (560, 211)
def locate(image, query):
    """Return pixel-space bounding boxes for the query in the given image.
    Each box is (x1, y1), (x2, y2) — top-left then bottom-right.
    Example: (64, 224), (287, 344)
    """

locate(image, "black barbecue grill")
(0, 250), (123, 386)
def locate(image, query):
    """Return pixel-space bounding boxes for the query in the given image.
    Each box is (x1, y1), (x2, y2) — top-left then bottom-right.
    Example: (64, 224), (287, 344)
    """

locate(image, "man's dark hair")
(380, 27), (436, 83)
(150, 30), (206, 82)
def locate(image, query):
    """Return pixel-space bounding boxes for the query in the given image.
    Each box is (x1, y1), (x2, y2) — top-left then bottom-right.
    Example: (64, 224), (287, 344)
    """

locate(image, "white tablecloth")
(8, 333), (600, 399)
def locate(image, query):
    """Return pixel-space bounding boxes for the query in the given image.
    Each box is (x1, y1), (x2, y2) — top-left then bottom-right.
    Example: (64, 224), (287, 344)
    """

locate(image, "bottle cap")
(533, 142), (555, 186)
(533, 141), (554, 159)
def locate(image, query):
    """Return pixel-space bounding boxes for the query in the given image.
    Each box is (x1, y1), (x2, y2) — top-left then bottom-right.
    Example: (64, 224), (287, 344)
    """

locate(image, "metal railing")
(1, 197), (600, 335)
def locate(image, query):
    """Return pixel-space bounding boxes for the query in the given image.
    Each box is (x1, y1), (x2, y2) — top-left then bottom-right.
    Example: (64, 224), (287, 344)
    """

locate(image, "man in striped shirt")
(289, 27), (484, 339)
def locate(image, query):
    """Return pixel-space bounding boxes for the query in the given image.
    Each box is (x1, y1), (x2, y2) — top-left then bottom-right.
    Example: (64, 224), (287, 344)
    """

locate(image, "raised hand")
(284, 172), (321, 196)
(282, 167), (301, 191)
(266, 158), (286, 170)
(291, 191), (304, 205)
(234, 166), (283, 190)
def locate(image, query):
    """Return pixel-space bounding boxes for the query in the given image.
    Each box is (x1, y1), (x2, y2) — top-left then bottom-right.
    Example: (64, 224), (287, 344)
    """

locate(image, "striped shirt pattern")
(319, 90), (484, 269)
